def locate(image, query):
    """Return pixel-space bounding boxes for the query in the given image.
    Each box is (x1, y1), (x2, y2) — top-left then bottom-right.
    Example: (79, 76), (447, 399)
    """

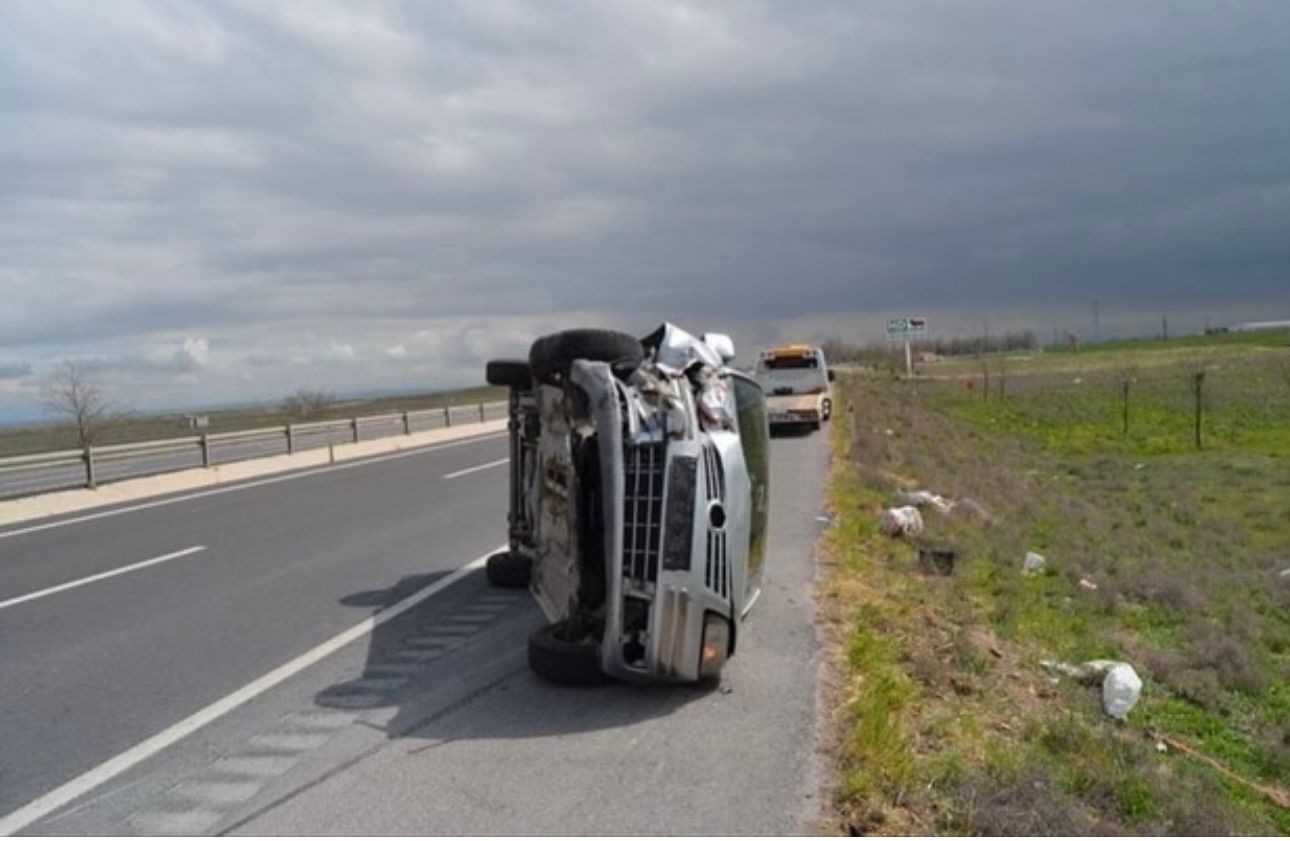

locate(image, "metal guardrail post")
(4, 398), (506, 498)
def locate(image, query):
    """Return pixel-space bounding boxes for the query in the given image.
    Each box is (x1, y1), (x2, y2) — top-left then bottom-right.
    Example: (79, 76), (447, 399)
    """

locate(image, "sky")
(2, 1), (1289, 422)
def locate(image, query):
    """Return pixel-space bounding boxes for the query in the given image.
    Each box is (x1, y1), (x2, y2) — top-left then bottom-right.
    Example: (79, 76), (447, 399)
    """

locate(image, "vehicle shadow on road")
(315, 573), (709, 745)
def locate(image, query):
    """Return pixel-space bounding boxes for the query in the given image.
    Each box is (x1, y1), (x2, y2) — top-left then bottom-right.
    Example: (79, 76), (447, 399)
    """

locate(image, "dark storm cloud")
(1, 0), (1289, 416)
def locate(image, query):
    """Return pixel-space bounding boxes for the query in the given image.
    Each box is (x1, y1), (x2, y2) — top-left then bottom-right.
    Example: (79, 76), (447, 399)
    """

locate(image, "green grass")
(1044, 326), (1290, 355)
(820, 339), (1290, 833)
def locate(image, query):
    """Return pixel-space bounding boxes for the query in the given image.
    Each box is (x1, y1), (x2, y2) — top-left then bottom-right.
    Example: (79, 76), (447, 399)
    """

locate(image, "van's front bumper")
(601, 436), (738, 683)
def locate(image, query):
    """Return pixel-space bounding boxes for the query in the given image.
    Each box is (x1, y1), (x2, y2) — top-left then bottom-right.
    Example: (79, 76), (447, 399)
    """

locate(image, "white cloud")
(384, 344), (407, 358)
(176, 336), (210, 370)
(327, 341), (356, 361)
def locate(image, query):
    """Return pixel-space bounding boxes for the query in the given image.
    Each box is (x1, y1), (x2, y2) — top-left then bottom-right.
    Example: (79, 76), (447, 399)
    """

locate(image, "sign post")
(886, 317), (928, 378)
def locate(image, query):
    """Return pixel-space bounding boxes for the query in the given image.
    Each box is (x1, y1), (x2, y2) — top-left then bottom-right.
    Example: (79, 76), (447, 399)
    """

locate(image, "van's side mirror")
(828, 369), (836, 382)
(702, 333), (736, 363)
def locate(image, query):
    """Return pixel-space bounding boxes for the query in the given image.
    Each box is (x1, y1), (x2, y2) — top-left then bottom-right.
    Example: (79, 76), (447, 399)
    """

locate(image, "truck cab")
(756, 344), (834, 431)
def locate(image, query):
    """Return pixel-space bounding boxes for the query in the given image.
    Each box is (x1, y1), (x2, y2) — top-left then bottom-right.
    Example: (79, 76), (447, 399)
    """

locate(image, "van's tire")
(529, 329), (644, 383)
(485, 551), (531, 588)
(528, 623), (610, 686)
(485, 359), (532, 391)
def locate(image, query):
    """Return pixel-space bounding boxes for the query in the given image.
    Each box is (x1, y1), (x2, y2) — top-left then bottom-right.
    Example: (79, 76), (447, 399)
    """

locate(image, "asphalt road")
(0, 425), (829, 835)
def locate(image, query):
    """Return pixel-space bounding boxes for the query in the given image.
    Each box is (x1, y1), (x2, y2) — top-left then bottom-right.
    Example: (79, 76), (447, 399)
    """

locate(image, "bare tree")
(282, 387), (335, 420)
(44, 361), (113, 448)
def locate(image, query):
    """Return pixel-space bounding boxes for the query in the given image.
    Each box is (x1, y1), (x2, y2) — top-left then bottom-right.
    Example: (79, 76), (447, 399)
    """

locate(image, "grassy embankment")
(819, 331), (1289, 834)
(0, 385), (506, 458)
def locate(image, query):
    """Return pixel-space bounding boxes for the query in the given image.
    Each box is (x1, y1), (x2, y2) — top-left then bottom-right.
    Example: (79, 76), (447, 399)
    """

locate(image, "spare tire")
(528, 329), (644, 383)
(527, 622), (610, 686)
(485, 359), (532, 391)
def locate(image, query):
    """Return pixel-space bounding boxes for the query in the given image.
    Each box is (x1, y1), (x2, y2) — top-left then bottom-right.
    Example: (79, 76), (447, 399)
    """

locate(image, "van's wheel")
(821, 398), (832, 421)
(528, 622), (610, 686)
(529, 329), (644, 383)
(485, 359), (532, 391)
(485, 551), (531, 588)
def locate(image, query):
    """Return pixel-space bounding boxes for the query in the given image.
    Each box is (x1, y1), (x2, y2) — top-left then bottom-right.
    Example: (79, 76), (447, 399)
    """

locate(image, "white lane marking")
(443, 457), (509, 479)
(0, 544), (502, 837)
(0, 432), (505, 542)
(0, 546), (207, 611)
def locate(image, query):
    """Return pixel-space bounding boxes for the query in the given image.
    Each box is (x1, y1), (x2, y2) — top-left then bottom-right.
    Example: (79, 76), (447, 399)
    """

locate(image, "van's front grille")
(622, 442), (665, 585)
(702, 443), (729, 599)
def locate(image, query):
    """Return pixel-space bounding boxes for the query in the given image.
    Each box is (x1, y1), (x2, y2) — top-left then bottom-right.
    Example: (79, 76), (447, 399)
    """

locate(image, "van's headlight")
(697, 377), (736, 431)
(699, 613), (730, 678)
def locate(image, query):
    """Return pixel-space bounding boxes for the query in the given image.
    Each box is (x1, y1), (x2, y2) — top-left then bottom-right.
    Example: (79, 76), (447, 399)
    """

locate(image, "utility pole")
(1162, 314), (1169, 343)
(1093, 299), (1101, 340)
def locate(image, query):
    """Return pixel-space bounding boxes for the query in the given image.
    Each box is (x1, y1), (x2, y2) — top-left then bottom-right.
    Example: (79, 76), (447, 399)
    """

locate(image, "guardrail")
(0, 400), (509, 500)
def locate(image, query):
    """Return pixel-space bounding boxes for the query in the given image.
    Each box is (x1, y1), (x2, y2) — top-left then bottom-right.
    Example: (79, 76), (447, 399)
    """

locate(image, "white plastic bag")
(1042, 659), (1143, 721)
(1023, 551), (1047, 574)
(879, 506), (924, 538)
(1102, 663), (1142, 721)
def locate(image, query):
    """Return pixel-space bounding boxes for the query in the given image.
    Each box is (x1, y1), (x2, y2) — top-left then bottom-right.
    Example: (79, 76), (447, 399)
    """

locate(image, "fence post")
(201, 434), (211, 468)
(479, 402), (485, 423)
(83, 445), (96, 488)
(1192, 371), (1205, 450)
(1122, 381), (1130, 435)
(402, 412), (411, 435)
(351, 417), (360, 443)
(444, 406), (452, 427)
(286, 424), (295, 455)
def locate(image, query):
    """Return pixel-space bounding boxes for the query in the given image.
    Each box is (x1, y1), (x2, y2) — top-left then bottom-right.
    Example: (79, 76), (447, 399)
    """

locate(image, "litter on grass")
(1023, 551), (1047, 575)
(879, 506), (924, 538)
(1041, 659), (1143, 721)
(894, 490), (956, 516)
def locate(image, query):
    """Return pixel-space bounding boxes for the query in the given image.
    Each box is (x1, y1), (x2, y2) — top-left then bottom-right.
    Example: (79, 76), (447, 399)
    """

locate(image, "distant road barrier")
(0, 401), (508, 500)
